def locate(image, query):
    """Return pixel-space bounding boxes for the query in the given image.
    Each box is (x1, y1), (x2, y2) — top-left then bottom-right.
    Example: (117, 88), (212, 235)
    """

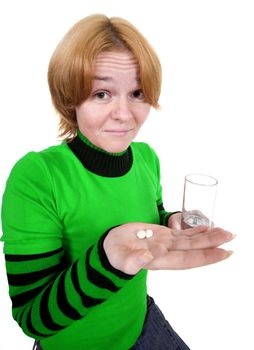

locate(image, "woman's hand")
(103, 223), (235, 275)
(168, 211), (213, 229)
(168, 212), (182, 229)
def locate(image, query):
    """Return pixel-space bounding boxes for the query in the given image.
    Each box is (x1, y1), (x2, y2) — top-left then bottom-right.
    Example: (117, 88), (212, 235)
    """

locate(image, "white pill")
(145, 229), (153, 238)
(136, 230), (146, 239)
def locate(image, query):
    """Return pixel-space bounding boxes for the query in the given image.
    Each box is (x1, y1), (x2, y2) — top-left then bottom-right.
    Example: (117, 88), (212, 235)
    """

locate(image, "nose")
(111, 96), (133, 122)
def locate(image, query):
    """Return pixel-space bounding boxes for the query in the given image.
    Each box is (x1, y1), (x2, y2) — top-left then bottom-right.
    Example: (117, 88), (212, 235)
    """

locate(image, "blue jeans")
(130, 296), (190, 349)
(33, 296), (190, 350)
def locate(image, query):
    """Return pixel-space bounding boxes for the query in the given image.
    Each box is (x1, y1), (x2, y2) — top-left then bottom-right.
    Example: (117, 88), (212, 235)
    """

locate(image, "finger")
(146, 248), (233, 270)
(171, 228), (235, 250)
(168, 212), (182, 229)
(125, 249), (155, 274)
(176, 225), (209, 236)
(110, 247), (154, 275)
(184, 227), (233, 239)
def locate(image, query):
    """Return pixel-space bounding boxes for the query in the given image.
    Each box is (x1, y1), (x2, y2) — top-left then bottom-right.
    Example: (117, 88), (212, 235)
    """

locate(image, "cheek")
(76, 105), (101, 129)
(137, 105), (151, 124)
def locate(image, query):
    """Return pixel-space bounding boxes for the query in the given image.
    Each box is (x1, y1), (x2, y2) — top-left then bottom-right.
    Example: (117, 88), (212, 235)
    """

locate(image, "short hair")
(48, 14), (162, 139)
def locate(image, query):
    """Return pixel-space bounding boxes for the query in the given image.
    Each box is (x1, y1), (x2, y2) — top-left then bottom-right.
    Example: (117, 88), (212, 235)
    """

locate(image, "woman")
(1, 14), (234, 350)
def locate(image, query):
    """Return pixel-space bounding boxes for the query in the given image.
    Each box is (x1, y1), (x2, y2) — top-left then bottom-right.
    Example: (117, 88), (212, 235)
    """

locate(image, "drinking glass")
(181, 173), (218, 229)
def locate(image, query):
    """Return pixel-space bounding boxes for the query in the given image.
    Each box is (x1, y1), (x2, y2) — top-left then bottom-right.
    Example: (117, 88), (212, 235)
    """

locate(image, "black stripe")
(5, 247), (63, 262)
(56, 270), (82, 320)
(71, 260), (105, 308)
(26, 308), (50, 337)
(7, 263), (63, 286)
(98, 231), (134, 280)
(86, 246), (119, 292)
(157, 203), (165, 211)
(11, 282), (50, 308)
(40, 282), (65, 331)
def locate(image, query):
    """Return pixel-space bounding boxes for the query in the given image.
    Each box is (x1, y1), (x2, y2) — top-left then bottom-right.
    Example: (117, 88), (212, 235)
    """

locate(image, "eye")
(94, 91), (109, 99)
(92, 90), (111, 101)
(132, 89), (145, 100)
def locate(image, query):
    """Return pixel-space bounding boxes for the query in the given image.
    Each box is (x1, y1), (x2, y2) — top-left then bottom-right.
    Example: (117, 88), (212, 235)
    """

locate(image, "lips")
(104, 129), (133, 136)
(105, 129), (132, 132)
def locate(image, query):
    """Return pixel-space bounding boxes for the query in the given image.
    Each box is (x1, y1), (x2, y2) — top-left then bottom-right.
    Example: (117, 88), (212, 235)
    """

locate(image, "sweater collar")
(67, 130), (133, 177)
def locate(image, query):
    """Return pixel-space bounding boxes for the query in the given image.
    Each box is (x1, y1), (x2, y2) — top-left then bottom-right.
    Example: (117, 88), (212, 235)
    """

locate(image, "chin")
(103, 142), (130, 154)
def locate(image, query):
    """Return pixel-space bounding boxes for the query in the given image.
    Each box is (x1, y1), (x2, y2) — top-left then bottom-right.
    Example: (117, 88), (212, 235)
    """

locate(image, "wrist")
(99, 227), (134, 279)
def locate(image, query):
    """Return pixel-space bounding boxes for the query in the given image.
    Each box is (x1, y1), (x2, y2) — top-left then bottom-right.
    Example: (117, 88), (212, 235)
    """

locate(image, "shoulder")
(6, 143), (69, 186)
(131, 141), (160, 164)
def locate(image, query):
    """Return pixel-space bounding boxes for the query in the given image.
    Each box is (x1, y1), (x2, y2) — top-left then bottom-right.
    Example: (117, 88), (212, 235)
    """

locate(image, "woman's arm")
(1, 153), (134, 340)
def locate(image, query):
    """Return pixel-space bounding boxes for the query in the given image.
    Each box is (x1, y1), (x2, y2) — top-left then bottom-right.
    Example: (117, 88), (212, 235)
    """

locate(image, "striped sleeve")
(1, 152), (134, 339)
(4, 232), (134, 339)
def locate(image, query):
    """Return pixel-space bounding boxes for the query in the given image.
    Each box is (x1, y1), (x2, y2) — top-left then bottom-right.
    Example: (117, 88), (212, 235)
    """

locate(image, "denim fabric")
(130, 296), (190, 350)
(33, 296), (190, 350)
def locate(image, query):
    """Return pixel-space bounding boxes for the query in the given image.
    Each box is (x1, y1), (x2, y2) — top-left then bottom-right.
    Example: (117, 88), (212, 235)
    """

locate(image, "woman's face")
(75, 50), (151, 153)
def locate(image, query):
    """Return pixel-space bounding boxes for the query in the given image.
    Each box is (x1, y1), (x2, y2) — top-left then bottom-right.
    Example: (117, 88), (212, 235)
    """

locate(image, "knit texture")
(1, 133), (171, 350)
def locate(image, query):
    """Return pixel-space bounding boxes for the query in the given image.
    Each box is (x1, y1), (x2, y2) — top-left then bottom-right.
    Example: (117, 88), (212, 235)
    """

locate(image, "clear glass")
(181, 173), (218, 229)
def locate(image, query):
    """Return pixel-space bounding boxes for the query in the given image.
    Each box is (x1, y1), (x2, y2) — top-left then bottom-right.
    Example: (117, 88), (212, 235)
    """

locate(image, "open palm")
(103, 223), (234, 275)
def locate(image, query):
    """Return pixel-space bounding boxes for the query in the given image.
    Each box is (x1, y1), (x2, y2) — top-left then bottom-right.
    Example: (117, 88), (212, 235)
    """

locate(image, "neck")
(67, 130), (133, 177)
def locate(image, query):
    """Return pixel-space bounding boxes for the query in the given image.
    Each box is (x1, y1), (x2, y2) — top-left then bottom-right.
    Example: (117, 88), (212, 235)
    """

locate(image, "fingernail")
(227, 250), (234, 257)
(143, 251), (154, 261)
(231, 234), (237, 239)
(138, 251), (154, 265)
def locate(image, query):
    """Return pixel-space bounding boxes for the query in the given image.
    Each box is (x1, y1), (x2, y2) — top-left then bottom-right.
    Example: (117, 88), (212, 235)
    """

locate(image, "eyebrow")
(94, 76), (112, 82)
(93, 76), (141, 83)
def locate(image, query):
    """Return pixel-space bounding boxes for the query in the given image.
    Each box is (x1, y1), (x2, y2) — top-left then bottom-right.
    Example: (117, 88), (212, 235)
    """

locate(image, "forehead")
(94, 51), (139, 74)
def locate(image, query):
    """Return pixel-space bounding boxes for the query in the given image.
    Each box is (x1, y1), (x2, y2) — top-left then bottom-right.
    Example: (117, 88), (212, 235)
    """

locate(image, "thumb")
(124, 249), (154, 275)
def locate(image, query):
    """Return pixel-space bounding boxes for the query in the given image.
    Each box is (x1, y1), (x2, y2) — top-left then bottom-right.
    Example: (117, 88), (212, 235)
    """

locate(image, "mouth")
(104, 129), (133, 136)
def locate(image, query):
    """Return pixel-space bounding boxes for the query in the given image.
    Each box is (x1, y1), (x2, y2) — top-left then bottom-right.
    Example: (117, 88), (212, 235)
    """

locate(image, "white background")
(0, 1), (253, 349)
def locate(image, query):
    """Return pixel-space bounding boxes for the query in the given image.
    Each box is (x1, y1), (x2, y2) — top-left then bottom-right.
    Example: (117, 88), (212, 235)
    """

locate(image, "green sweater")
(1, 131), (171, 350)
